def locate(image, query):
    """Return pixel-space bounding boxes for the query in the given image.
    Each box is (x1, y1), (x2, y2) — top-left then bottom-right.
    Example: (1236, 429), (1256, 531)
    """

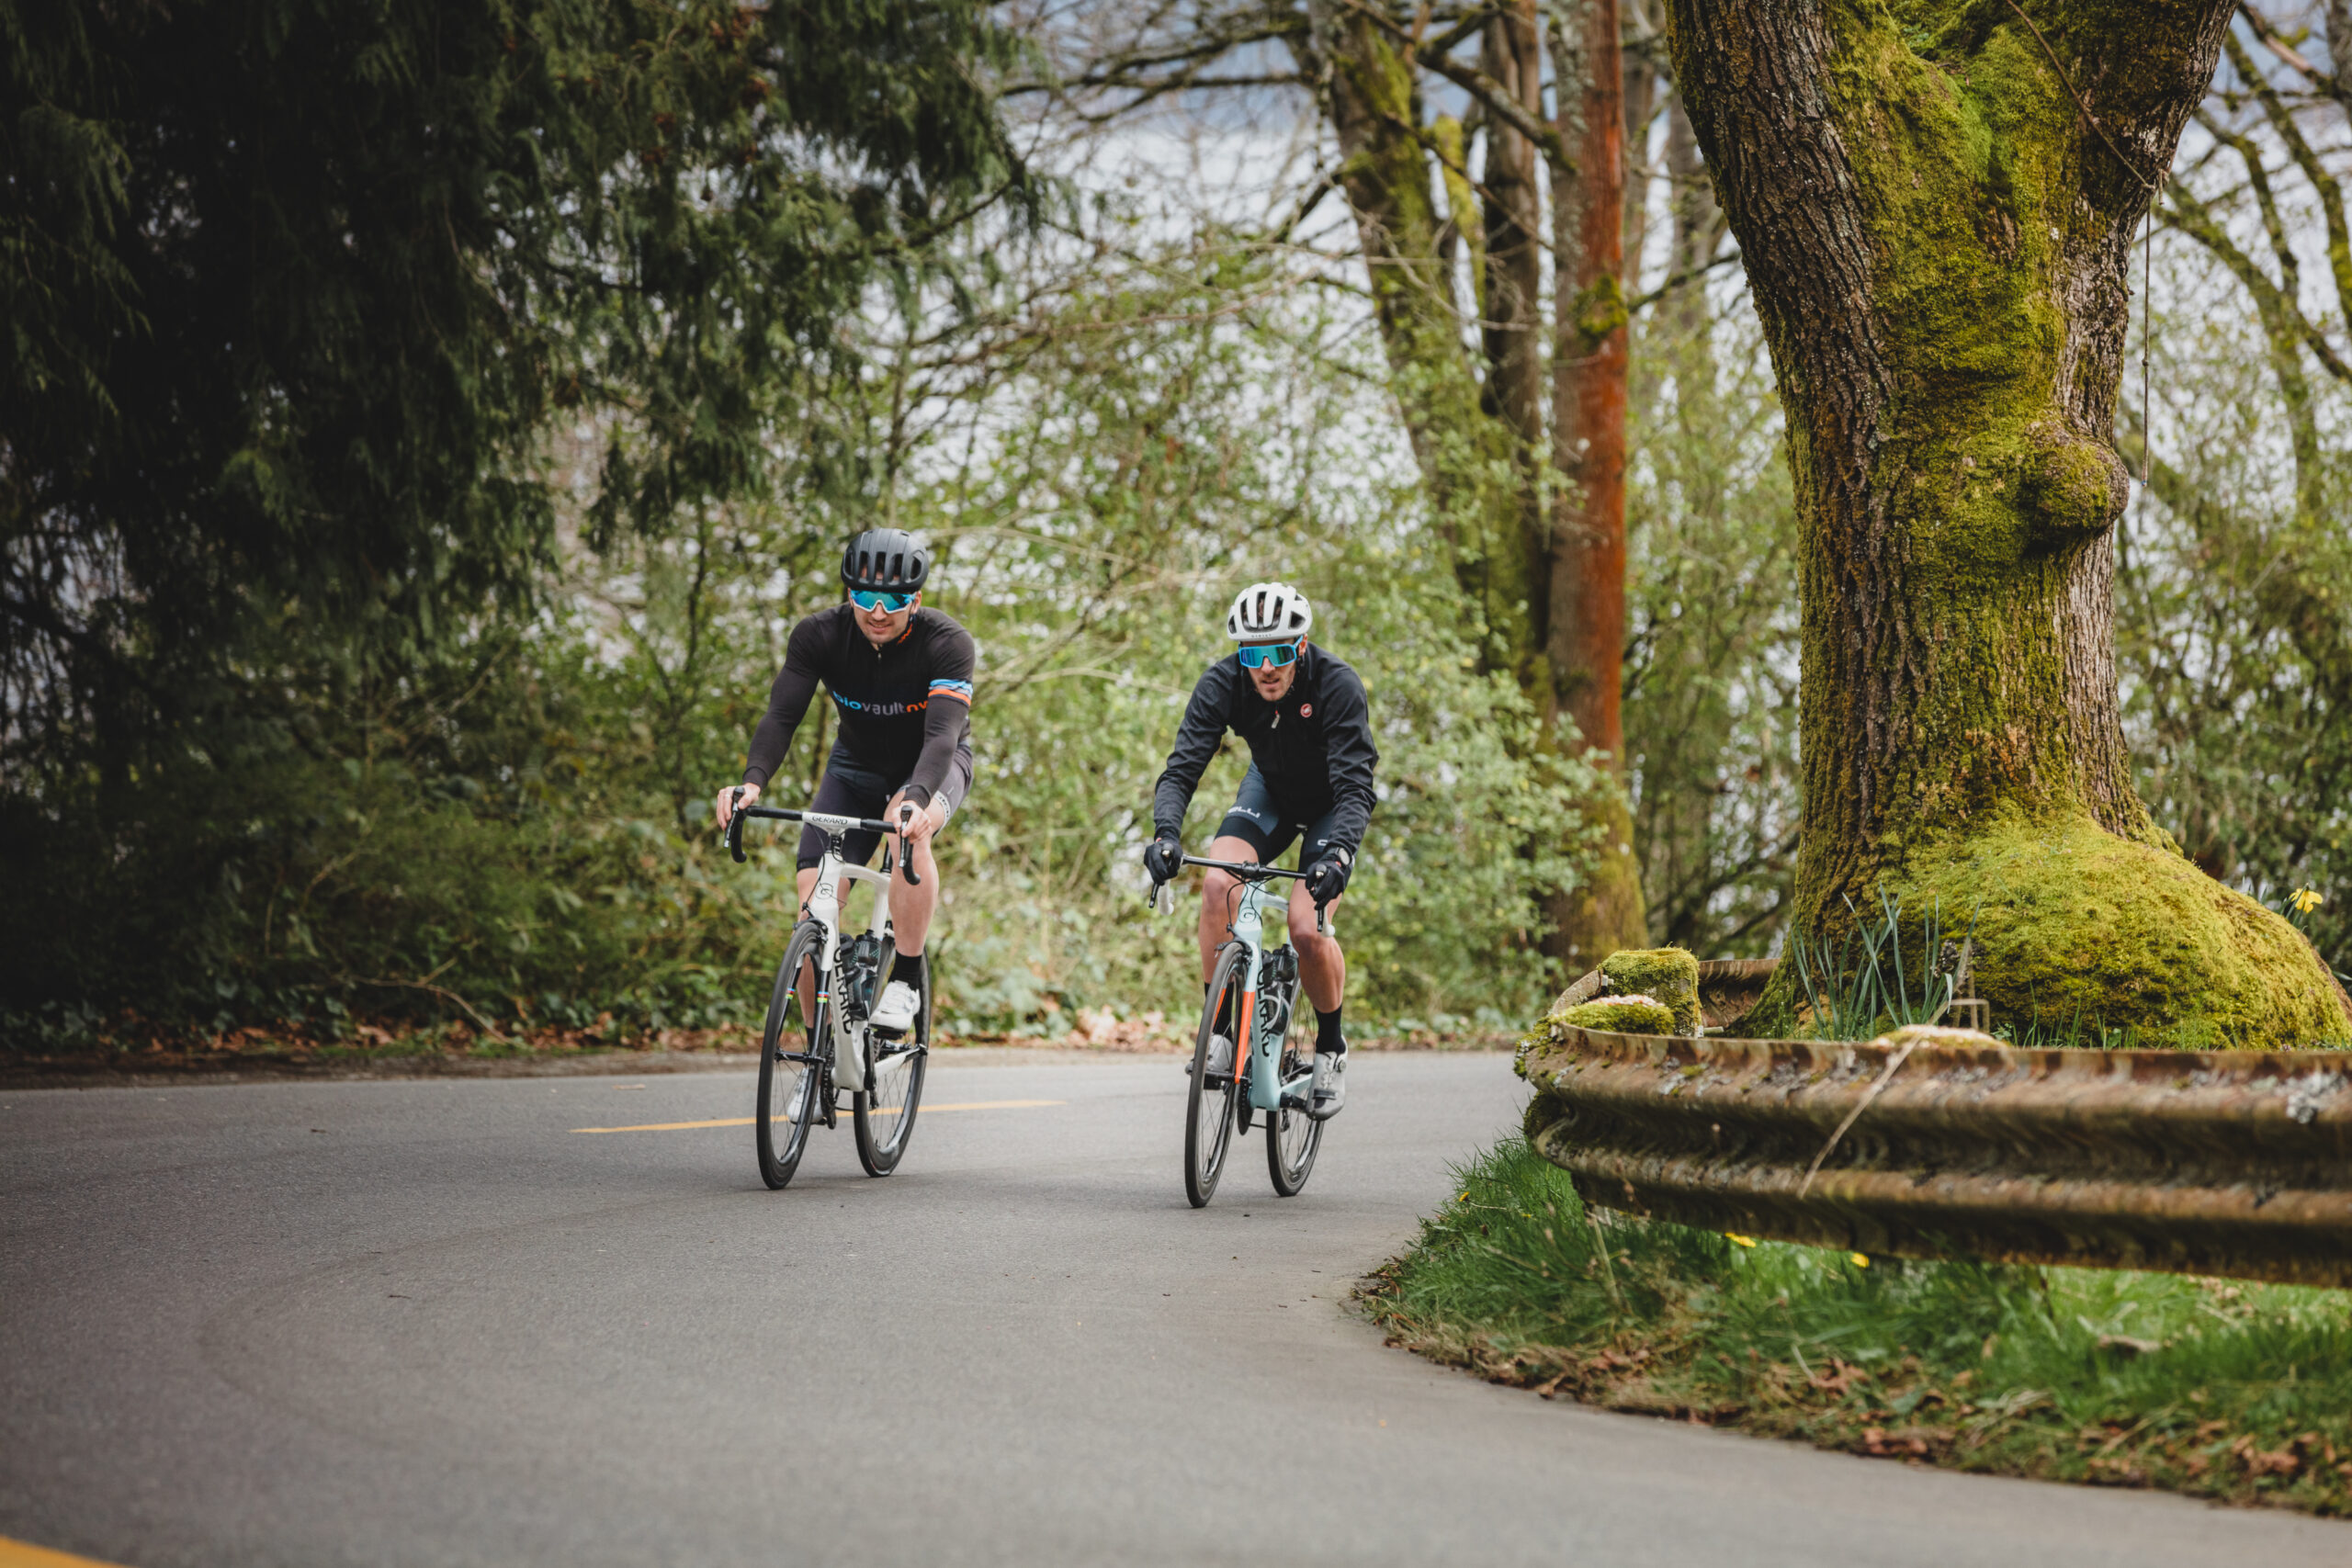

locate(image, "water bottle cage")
(1255, 987), (1292, 1043)
(838, 935), (882, 1022)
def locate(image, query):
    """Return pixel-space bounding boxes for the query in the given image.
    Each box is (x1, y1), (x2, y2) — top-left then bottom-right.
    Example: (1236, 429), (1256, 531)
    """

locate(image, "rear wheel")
(1266, 993), (1322, 1196)
(755, 924), (826, 1190)
(1185, 944), (1248, 1208)
(854, 942), (929, 1176)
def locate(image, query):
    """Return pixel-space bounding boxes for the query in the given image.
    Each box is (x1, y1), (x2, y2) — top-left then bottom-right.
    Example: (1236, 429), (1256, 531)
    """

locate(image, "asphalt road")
(3, 1054), (2346, 1568)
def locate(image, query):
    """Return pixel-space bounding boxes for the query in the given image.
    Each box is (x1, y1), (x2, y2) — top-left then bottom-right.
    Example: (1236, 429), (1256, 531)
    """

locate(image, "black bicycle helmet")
(840, 527), (929, 593)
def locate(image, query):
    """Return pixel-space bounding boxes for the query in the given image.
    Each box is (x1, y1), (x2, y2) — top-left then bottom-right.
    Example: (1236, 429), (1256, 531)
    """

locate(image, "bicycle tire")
(755, 923), (826, 1190)
(1265, 997), (1323, 1196)
(1185, 944), (1248, 1208)
(854, 942), (929, 1176)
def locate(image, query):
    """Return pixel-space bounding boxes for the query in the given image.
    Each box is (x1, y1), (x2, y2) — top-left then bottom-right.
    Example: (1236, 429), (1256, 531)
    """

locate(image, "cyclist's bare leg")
(790, 865), (834, 1019)
(1196, 834), (1261, 981)
(1289, 883), (1344, 1012)
(882, 789), (941, 957)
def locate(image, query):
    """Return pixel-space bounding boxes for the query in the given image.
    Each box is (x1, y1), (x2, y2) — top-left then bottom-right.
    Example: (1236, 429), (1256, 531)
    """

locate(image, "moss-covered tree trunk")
(1663, 0), (2348, 1046)
(1548, 0), (1649, 971)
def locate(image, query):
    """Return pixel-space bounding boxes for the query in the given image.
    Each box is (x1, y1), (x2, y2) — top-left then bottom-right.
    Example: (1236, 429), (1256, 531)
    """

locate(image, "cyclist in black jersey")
(1146, 581), (1375, 1117)
(714, 528), (974, 1035)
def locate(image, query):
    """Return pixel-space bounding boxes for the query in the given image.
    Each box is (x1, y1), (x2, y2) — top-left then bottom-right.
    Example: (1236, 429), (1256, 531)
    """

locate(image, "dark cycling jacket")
(741, 604), (975, 808)
(1152, 642), (1377, 856)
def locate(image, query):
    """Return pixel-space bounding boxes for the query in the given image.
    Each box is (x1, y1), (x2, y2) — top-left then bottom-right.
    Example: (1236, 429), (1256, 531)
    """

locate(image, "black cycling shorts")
(1214, 764), (1344, 869)
(797, 746), (973, 871)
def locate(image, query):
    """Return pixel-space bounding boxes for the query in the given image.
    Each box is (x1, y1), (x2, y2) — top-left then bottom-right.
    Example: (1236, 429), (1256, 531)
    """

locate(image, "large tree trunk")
(1548, 0), (1649, 971)
(1664, 0), (2346, 1045)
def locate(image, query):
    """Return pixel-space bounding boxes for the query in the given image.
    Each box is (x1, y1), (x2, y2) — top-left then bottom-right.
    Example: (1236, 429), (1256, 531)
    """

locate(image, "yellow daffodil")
(1849, 1252), (1871, 1269)
(2291, 887), (2324, 915)
(1725, 1233), (1757, 1247)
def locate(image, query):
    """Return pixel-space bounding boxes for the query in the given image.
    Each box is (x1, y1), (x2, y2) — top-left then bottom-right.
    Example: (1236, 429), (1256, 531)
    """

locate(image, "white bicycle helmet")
(1225, 581), (1313, 641)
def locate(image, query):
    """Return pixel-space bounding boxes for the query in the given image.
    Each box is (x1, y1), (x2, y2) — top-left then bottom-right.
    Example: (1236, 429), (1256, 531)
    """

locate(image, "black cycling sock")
(1315, 1006), (1345, 1054)
(890, 952), (923, 987)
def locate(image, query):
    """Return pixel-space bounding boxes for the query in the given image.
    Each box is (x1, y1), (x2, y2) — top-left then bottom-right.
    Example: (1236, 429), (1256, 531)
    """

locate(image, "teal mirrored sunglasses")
(849, 588), (916, 613)
(1237, 640), (1300, 670)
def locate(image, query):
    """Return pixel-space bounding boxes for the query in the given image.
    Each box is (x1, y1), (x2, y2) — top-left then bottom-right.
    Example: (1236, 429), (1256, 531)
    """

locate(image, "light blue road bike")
(1152, 854), (1328, 1207)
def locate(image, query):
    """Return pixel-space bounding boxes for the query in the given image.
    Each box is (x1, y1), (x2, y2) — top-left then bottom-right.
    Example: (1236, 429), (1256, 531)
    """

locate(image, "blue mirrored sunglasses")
(849, 588), (916, 613)
(1237, 640), (1300, 670)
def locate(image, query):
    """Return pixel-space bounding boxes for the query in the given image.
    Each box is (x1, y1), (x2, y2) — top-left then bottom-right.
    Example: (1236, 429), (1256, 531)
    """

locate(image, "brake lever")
(897, 806), (922, 886)
(727, 787), (748, 864)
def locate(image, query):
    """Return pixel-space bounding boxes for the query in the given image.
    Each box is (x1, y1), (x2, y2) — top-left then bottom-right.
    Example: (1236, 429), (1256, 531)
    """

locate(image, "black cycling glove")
(1304, 849), (1352, 905)
(1143, 834), (1184, 884)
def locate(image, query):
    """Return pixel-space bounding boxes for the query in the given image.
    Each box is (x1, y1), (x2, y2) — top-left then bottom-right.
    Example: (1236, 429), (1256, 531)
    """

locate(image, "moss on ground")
(1364, 1140), (2352, 1517)
(1901, 808), (2347, 1048)
(1747, 807), (2349, 1048)
(1513, 995), (1679, 1081)
(1600, 948), (1701, 1034)
(1558, 996), (1678, 1035)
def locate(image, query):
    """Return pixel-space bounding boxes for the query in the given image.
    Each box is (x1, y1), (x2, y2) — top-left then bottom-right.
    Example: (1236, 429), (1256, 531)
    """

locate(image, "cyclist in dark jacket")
(714, 528), (973, 1036)
(1146, 581), (1375, 1115)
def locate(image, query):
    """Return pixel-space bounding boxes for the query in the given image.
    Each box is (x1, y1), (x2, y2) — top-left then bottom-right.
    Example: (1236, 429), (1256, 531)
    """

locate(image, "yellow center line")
(571, 1099), (1066, 1134)
(0, 1536), (130, 1568)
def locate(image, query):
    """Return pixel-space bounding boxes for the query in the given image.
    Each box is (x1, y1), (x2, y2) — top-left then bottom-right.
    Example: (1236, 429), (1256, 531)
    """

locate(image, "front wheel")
(755, 923), (826, 1190)
(854, 942), (929, 1176)
(1266, 1035), (1323, 1197)
(1185, 945), (1248, 1208)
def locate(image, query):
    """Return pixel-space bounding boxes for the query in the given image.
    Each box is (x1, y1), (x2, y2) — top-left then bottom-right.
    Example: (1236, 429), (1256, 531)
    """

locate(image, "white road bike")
(727, 794), (929, 1189)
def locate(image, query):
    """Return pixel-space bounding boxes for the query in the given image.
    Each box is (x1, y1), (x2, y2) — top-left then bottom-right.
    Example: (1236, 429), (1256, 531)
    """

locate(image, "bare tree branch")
(1335, 0), (1576, 173)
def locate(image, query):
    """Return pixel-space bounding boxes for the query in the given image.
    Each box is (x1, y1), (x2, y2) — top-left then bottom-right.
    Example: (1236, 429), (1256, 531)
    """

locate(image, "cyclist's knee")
(1290, 903), (1338, 953)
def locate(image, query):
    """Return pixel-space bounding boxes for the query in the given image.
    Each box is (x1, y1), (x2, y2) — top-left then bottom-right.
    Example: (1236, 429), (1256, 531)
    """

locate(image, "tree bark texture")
(1664, 0), (2347, 1045)
(1548, 0), (1649, 971)
(1619, 0), (1662, 287)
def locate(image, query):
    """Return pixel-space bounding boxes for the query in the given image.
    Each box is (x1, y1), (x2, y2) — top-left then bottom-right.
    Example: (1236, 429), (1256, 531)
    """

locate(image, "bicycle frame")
(729, 803), (922, 1095)
(805, 838), (898, 1064)
(1168, 855), (1325, 1115)
(1224, 877), (1316, 1114)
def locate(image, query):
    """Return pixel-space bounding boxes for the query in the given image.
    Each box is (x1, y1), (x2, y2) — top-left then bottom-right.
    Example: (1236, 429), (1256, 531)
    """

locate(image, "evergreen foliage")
(1, 0), (1026, 776)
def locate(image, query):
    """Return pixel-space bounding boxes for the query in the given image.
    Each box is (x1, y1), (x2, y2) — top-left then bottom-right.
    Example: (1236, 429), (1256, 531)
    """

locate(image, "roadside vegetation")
(1363, 1141), (2352, 1517)
(13, 5), (2352, 1062)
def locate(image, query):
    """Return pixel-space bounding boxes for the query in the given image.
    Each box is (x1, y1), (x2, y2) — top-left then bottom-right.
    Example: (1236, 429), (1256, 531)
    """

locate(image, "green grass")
(1362, 1140), (2352, 1514)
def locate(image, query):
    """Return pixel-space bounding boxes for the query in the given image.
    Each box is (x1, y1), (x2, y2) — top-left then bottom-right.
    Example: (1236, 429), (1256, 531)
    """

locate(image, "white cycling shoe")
(869, 977), (922, 1036)
(1308, 1049), (1346, 1120)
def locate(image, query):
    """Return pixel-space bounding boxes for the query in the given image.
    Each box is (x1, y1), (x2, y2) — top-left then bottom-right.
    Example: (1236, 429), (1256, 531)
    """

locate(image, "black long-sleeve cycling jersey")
(1152, 642), (1377, 856)
(741, 604), (975, 809)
